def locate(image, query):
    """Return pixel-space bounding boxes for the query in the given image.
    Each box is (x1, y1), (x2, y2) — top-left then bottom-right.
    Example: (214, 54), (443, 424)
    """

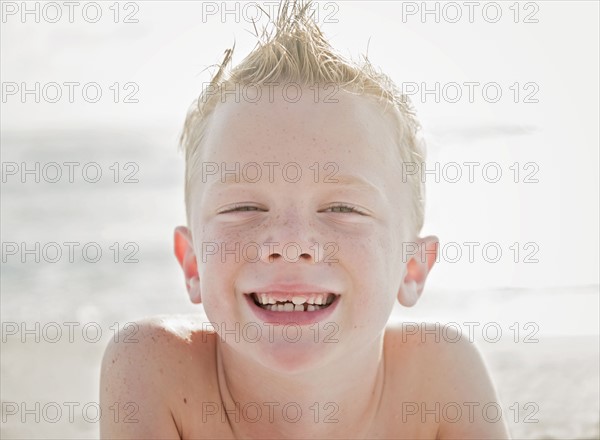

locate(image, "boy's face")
(177, 85), (433, 373)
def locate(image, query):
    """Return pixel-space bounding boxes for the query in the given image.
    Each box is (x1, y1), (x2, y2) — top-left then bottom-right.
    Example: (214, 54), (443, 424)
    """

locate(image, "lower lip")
(244, 294), (340, 326)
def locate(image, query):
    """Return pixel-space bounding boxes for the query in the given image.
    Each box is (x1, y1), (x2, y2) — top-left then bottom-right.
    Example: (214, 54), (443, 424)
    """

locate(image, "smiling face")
(185, 85), (416, 372)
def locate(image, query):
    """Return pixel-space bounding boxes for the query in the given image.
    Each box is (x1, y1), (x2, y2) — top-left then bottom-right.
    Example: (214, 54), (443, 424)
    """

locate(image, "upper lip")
(244, 283), (341, 298)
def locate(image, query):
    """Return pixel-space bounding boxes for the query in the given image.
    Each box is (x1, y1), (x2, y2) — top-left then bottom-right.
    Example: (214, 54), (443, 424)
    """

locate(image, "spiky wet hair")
(180, 0), (426, 233)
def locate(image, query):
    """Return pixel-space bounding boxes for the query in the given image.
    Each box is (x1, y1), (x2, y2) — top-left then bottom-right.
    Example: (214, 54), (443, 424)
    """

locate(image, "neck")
(215, 333), (386, 439)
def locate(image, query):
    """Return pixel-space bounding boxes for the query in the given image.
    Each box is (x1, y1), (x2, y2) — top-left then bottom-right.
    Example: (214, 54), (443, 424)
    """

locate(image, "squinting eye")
(220, 205), (263, 214)
(327, 204), (366, 214)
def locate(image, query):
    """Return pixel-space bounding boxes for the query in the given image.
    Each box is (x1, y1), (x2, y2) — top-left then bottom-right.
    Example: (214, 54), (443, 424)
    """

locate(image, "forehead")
(200, 85), (400, 171)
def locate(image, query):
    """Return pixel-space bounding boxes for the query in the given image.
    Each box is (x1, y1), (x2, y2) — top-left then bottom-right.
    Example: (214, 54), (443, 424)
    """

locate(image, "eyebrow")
(206, 172), (381, 194)
(327, 174), (382, 193)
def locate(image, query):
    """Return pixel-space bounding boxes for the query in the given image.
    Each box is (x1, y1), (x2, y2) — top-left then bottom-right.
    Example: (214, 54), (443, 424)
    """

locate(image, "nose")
(259, 210), (323, 264)
(263, 242), (315, 263)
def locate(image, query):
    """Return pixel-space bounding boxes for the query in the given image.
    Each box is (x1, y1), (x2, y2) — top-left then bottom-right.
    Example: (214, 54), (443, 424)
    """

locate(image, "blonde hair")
(180, 0), (426, 233)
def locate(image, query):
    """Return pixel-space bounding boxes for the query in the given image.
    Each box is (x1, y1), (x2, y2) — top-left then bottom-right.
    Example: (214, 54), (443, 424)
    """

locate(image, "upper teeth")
(255, 293), (331, 305)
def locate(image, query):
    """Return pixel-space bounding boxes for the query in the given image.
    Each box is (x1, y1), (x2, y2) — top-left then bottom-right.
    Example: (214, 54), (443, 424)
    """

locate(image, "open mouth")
(247, 292), (339, 312)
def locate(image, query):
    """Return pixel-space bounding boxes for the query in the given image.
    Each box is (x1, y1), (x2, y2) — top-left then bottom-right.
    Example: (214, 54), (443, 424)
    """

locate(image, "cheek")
(342, 236), (396, 309)
(193, 225), (246, 310)
(195, 223), (272, 278)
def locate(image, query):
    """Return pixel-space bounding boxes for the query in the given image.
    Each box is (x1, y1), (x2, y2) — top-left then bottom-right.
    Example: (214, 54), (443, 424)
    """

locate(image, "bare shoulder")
(385, 321), (491, 377)
(384, 322), (510, 439)
(101, 314), (217, 381)
(99, 314), (218, 439)
(384, 322), (484, 398)
(384, 321), (477, 370)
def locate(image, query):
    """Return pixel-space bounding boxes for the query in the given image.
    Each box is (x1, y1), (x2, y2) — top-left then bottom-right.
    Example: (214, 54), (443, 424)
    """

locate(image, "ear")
(174, 226), (201, 304)
(397, 235), (439, 307)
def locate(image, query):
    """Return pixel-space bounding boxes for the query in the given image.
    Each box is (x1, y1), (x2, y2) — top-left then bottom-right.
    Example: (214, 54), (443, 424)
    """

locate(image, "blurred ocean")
(0, 129), (195, 325)
(1, 129), (599, 334)
(1, 127), (599, 440)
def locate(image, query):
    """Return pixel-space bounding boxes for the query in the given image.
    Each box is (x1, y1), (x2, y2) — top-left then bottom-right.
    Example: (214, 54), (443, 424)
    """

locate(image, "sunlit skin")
(100, 86), (510, 439)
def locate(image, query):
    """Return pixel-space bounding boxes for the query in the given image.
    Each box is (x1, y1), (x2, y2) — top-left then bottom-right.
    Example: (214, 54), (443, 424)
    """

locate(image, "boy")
(100, 1), (509, 438)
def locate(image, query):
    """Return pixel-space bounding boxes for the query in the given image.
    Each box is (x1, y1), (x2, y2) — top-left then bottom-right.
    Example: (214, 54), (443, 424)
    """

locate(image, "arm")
(99, 319), (182, 439)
